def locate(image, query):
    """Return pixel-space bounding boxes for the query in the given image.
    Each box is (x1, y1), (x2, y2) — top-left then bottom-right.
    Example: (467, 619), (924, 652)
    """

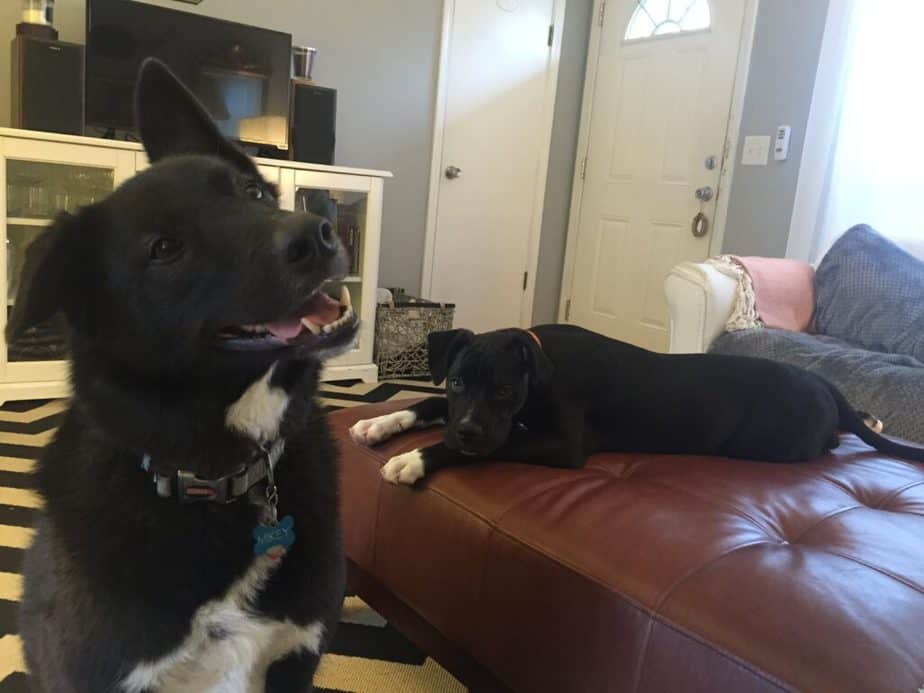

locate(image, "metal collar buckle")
(143, 439), (285, 504)
(173, 467), (242, 504)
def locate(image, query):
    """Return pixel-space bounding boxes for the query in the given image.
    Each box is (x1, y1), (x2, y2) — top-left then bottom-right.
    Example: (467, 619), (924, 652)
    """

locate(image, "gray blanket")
(814, 224), (924, 362)
(711, 328), (924, 444)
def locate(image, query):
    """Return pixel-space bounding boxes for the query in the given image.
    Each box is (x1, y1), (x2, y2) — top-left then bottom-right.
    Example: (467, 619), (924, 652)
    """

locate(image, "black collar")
(140, 439), (286, 504)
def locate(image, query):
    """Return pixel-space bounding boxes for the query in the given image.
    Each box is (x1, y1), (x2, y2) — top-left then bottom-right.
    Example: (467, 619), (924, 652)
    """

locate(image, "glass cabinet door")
(294, 184), (368, 363)
(4, 159), (115, 379)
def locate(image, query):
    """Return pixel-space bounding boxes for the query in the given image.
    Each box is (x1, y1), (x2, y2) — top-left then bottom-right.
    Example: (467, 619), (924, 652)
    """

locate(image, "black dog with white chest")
(351, 324), (924, 484)
(16, 61), (356, 691)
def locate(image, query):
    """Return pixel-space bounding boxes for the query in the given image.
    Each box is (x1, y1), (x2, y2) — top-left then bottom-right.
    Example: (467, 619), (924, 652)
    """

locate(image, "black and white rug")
(0, 380), (461, 693)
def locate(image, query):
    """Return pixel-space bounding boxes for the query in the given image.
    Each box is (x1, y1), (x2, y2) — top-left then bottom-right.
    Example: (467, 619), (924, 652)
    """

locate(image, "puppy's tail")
(827, 382), (924, 462)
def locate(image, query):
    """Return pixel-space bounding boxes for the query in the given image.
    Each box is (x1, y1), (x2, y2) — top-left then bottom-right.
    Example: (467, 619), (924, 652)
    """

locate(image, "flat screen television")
(86, 0), (291, 150)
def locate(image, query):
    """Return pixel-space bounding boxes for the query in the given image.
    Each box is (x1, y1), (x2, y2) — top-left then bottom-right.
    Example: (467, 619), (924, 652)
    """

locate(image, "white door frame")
(557, 0), (760, 322)
(421, 0), (568, 327)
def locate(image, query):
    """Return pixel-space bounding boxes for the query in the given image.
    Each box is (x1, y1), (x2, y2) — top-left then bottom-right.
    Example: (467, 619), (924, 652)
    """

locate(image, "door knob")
(444, 165), (461, 179)
(694, 186), (714, 202)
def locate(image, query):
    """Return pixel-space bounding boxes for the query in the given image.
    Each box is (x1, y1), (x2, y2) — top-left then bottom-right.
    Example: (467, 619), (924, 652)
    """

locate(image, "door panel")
(568, 0), (746, 350)
(427, 0), (558, 333)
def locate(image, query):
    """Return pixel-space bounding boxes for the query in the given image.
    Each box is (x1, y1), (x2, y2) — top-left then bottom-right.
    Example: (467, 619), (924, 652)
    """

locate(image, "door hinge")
(564, 299), (572, 321)
(548, 24), (554, 47)
(579, 156), (587, 180)
(522, 271), (529, 291)
(598, 0), (606, 27)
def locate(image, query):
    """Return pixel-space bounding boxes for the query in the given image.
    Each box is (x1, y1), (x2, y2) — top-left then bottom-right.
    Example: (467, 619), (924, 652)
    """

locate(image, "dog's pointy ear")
(6, 214), (79, 343)
(427, 329), (474, 385)
(513, 330), (554, 393)
(134, 58), (255, 171)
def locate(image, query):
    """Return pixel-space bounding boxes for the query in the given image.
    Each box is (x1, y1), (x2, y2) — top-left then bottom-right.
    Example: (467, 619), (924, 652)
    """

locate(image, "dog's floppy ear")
(134, 58), (255, 172)
(427, 329), (474, 385)
(6, 214), (78, 342)
(512, 331), (554, 393)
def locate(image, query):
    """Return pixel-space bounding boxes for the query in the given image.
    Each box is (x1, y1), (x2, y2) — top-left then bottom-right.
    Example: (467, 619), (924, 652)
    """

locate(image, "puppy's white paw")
(350, 411), (417, 446)
(381, 450), (426, 485)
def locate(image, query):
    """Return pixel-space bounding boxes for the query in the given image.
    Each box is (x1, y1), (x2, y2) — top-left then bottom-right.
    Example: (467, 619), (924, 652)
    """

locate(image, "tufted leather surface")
(331, 400), (924, 693)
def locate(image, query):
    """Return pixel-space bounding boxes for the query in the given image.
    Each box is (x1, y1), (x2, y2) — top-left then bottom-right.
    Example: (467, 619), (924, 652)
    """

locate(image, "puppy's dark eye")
(150, 237), (184, 262)
(448, 377), (465, 393)
(244, 183), (265, 200)
(495, 385), (514, 400)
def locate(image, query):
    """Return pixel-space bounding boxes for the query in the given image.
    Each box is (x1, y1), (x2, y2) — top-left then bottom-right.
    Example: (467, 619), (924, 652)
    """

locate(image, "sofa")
(666, 225), (924, 443)
(331, 400), (924, 692)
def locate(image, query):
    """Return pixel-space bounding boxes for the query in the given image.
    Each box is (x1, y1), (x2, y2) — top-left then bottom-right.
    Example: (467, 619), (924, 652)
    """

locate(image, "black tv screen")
(86, 0), (291, 149)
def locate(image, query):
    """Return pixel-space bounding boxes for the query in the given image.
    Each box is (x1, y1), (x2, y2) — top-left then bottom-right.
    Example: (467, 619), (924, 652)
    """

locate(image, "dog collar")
(525, 329), (542, 350)
(140, 439), (286, 504)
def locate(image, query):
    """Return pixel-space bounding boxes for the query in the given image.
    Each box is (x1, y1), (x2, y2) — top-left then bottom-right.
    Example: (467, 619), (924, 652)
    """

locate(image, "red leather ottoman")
(330, 400), (924, 692)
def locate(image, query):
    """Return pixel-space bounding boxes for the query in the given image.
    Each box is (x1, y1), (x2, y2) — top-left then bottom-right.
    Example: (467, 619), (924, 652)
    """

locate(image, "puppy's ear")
(6, 214), (81, 342)
(134, 58), (255, 172)
(427, 329), (474, 385)
(513, 331), (554, 393)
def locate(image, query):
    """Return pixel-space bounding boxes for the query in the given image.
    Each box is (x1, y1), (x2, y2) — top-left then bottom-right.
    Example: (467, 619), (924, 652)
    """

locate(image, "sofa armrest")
(665, 261), (738, 353)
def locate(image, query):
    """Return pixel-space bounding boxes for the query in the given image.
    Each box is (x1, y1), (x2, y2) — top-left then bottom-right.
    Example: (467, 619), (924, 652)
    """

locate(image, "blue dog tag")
(253, 515), (296, 560)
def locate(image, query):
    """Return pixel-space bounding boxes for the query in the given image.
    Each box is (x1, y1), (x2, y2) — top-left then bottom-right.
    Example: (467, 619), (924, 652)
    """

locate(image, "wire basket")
(374, 299), (454, 379)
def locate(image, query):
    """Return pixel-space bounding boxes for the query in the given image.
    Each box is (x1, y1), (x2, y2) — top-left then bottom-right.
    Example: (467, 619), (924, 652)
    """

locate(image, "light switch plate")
(741, 135), (771, 166)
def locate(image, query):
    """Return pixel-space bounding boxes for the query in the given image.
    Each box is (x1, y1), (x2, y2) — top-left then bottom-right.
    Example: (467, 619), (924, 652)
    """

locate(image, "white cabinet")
(0, 127), (390, 403)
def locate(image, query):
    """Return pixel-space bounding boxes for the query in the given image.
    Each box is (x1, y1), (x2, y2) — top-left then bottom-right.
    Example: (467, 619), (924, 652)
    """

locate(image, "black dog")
(16, 60), (357, 691)
(351, 324), (923, 484)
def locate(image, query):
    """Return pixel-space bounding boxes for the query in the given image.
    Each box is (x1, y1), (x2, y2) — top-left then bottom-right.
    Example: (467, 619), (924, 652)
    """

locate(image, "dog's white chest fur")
(121, 555), (323, 693)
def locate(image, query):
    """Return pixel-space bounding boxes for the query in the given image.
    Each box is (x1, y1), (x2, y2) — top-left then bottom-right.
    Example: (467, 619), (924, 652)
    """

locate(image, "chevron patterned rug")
(0, 380), (463, 693)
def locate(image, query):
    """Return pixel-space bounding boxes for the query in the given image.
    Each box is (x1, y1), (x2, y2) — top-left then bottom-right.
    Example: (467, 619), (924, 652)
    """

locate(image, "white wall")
(0, 0), (442, 292)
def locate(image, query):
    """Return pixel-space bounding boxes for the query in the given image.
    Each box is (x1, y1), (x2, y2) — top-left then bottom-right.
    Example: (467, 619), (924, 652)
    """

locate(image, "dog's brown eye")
(495, 385), (513, 400)
(150, 237), (184, 262)
(244, 183), (264, 200)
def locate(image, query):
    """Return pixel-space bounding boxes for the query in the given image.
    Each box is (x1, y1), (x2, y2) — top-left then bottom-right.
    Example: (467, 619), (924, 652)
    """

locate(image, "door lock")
(444, 165), (462, 179)
(691, 212), (709, 237)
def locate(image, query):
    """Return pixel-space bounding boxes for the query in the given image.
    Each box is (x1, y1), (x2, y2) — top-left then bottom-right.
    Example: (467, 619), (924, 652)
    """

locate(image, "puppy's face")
(6, 60), (358, 379)
(428, 329), (553, 456)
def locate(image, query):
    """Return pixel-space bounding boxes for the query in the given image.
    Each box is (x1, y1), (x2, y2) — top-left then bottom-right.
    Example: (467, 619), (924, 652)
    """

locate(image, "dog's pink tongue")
(263, 293), (342, 340)
(264, 318), (303, 341)
(302, 292), (341, 326)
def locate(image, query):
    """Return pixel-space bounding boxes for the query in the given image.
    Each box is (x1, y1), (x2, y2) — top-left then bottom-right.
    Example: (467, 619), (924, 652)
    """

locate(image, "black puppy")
(351, 324), (923, 484)
(16, 60), (357, 691)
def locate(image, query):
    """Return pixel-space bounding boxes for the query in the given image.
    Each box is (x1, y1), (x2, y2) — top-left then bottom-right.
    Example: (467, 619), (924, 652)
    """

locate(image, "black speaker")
(11, 36), (84, 136)
(290, 81), (336, 165)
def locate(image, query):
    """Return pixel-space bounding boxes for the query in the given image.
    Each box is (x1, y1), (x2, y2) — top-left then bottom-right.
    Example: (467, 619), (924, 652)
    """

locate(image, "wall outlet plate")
(741, 135), (771, 166)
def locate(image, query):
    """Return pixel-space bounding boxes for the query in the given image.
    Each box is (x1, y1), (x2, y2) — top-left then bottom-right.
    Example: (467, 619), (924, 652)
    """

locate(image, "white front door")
(425, 0), (561, 333)
(565, 0), (746, 350)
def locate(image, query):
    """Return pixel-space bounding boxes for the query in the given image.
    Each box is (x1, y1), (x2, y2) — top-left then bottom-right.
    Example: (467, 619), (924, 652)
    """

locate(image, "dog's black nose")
(279, 216), (339, 265)
(317, 219), (338, 256)
(456, 419), (484, 443)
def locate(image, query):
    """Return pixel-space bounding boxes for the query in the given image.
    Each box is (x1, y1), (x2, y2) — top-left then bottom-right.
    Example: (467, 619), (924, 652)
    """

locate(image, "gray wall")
(532, 0), (592, 324)
(0, 0), (442, 292)
(721, 0), (829, 257)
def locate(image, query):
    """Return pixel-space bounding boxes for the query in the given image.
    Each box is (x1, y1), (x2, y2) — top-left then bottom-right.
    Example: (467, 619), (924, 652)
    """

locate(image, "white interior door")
(425, 0), (561, 333)
(566, 0), (746, 350)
